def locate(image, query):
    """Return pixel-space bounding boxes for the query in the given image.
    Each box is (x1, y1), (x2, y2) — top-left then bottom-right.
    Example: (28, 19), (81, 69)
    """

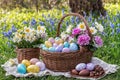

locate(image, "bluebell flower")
(23, 21), (27, 24)
(116, 28), (120, 34)
(92, 23), (95, 27)
(113, 17), (116, 22)
(30, 18), (37, 26)
(83, 11), (86, 18)
(66, 21), (69, 26)
(50, 20), (54, 26)
(75, 17), (79, 24)
(70, 16), (74, 24)
(3, 32), (9, 37)
(7, 30), (12, 36)
(39, 21), (44, 26)
(110, 22), (114, 29)
(11, 25), (17, 32)
(88, 16), (92, 22)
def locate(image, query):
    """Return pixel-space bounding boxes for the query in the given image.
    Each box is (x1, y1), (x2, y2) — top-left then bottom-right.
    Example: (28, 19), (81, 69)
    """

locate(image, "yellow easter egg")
(22, 59), (31, 67)
(27, 65), (40, 73)
(55, 39), (63, 45)
(45, 41), (52, 48)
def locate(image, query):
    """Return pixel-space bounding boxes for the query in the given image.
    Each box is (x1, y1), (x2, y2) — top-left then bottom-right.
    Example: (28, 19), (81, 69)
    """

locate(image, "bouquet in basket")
(61, 22), (104, 51)
(3, 26), (47, 48)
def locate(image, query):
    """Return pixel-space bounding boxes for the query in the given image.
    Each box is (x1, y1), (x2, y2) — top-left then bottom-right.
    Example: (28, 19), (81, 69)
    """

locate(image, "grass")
(0, 3), (120, 80)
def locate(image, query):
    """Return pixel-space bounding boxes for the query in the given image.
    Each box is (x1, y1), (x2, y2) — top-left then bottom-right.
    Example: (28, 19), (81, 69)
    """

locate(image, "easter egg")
(86, 63), (95, 71)
(69, 43), (78, 51)
(75, 63), (86, 71)
(22, 59), (31, 67)
(55, 44), (64, 52)
(49, 47), (55, 52)
(43, 47), (48, 51)
(27, 65), (40, 73)
(30, 58), (39, 65)
(55, 39), (63, 45)
(35, 62), (46, 71)
(45, 41), (52, 48)
(17, 64), (26, 74)
(41, 44), (45, 49)
(48, 37), (55, 44)
(55, 37), (60, 40)
(79, 69), (90, 76)
(64, 42), (70, 48)
(53, 43), (58, 48)
(62, 48), (70, 53)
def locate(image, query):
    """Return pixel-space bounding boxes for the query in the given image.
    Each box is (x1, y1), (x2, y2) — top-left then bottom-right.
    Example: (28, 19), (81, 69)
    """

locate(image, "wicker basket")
(15, 48), (40, 63)
(40, 13), (93, 72)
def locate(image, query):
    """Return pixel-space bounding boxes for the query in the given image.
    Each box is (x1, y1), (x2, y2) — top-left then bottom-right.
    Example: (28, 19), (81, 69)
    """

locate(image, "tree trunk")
(69, 0), (106, 16)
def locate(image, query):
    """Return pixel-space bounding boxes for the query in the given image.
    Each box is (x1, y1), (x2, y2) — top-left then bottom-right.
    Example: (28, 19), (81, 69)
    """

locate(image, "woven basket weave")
(40, 13), (93, 72)
(16, 48), (40, 63)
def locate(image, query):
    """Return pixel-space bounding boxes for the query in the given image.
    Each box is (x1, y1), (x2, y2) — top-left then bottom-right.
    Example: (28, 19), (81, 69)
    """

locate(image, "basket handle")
(56, 13), (92, 39)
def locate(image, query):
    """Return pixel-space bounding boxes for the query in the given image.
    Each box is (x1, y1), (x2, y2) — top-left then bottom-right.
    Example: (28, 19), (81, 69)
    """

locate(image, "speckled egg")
(27, 65), (40, 73)
(55, 44), (64, 52)
(17, 64), (26, 74)
(45, 41), (52, 48)
(49, 47), (55, 52)
(86, 63), (95, 71)
(35, 62), (46, 71)
(22, 59), (31, 67)
(30, 58), (39, 65)
(53, 43), (58, 48)
(75, 63), (86, 71)
(69, 43), (78, 51)
(64, 42), (70, 48)
(62, 48), (70, 53)
(48, 37), (55, 44)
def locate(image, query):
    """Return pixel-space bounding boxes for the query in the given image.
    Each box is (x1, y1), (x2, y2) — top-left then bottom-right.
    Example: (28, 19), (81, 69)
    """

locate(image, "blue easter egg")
(64, 42), (70, 48)
(41, 44), (46, 48)
(43, 47), (48, 51)
(86, 63), (95, 71)
(17, 64), (26, 74)
(55, 44), (63, 52)
(53, 43), (58, 48)
(49, 47), (55, 52)
(69, 43), (78, 51)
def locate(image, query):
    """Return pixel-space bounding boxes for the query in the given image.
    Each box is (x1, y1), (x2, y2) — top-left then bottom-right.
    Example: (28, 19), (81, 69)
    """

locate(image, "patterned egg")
(17, 64), (26, 74)
(22, 59), (31, 67)
(55, 37), (60, 40)
(64, 42), (70, 48)
(30, 58), (39, 65)
(42, 47), (48, 51)
(69, 43), (78, 51)
(53, 43), (58, 48)
(48, 37), (55, 44)
(35, 62), (46, 71)
(86, 63), (95, 71)
(49, 47), (55, 52)
(62, 48), (70, 53)
(45, 41), (52, 48)
(55, 44), (64, 52)
(75, 63), (86, 71)
(55, 39), (63, 45)
(27, 65), (40, 73)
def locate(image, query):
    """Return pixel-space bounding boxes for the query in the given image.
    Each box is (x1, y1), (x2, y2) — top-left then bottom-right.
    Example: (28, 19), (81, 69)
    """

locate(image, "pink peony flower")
(77, 34), (91, 46)
(72, 28), (81, 35)
(94, 36), (103, 47)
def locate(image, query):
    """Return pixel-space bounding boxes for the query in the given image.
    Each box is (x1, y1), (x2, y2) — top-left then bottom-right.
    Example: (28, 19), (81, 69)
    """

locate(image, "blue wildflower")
(3, 32), (9, 37)
(11, 25), (17, 32)
(50, 20), (54, 26)
(23, 21), (27, 24)
(7, 30), (12, 36)
(39, 21), (44, 26)
(70, 16), (74, 24)
(75, 17), (79, 24)
(110, 22), (114, 29)
(66, 21), (69, 26)
(92, 23), (95, 27)
(88, 16), (92, 22)
(83, 11), (86, 18)
(116, 28), (120, 34)
(31, 18), (37, 26)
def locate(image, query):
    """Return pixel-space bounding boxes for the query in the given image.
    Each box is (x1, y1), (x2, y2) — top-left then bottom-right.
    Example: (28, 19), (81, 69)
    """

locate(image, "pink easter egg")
(35, 62), (46, 71)
(48, 37), (55, 44)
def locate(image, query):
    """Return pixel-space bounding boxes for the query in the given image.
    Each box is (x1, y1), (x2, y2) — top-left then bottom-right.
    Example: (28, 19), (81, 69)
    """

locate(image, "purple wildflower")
(72, 28), (81, 35)
(94, 36), (103, 47)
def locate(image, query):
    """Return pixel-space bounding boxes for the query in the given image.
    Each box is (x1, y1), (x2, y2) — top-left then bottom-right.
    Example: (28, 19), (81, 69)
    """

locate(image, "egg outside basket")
(15, 48), (40, 63)
(40, 13), (93, 72)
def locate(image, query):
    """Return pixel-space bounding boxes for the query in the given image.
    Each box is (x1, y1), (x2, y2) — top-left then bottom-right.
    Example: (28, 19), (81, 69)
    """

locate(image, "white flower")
(60, 31), (69, 41)
(14, 32), (22, 39)
(13, 36), (22, 43)
(40, 27), (46, 33)
(77, 22), (86, 30)
(95, 22), (104, 32)
(90, 27), (97, 34)
(24, 27), (31, 33)
(66, 25), (73, 33)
